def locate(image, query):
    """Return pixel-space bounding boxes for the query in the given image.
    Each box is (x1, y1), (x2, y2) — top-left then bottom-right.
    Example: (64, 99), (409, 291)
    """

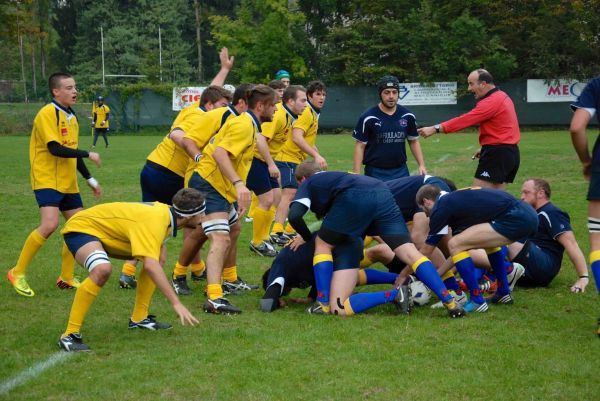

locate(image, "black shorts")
(475, 144), (520, 184)
(587, 171), (600, 200)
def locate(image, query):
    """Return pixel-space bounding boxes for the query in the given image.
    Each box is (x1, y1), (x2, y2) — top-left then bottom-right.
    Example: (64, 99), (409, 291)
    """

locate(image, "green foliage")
(209, 0), (309, 83)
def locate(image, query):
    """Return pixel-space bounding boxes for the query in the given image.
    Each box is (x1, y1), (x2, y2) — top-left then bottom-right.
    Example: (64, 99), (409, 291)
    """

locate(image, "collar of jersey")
(52, 100), (76, 118)
(478, 87), (499, 102)
(307, 99), (321, 115)
(227, 104), (240, 116)
(282, 103), (298, 121)
(168, 208), (178, 239)
(246, 110), (262, 133)
(199, 105), (207, 112)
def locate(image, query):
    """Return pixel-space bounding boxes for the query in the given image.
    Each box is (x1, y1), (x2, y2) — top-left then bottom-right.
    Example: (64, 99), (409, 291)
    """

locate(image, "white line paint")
(435, 153), (451, 163)
(0, 352), (73, 396)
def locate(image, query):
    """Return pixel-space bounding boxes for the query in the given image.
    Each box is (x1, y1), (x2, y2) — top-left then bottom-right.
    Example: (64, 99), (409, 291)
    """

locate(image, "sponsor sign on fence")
(172, 85), (236, 111)
(397, 82), (457, 105)
(527, 79), (587, 102)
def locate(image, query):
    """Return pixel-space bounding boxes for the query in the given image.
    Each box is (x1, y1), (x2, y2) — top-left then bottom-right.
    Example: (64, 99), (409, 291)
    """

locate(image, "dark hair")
(295, 160), (321, 181)
(415, 184), (442, 206)
(171, 188), (205, 213)
(232, 83), (255, 106)
(247, 84), (276, 109)
(476, 69), (494, 85)
(529, 178), (551, 199)
(306, 80), (326, 97)
(268, 80), (286, 90)
(200, 85), (232, 107)
(283, 85), (306, 103)
(48, 72), (73, 93)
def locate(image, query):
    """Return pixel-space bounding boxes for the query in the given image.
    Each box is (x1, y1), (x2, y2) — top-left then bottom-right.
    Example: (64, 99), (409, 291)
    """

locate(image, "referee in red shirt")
(419, 69), (520, 190)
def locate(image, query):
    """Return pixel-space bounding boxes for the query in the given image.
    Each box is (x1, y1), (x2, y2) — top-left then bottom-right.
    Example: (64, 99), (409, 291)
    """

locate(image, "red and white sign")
(172, 85), (236, 111)
(527, 79), (588, 102)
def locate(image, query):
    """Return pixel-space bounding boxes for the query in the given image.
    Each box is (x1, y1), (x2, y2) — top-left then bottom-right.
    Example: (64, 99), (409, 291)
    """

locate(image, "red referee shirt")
(441, 88), (520, 146)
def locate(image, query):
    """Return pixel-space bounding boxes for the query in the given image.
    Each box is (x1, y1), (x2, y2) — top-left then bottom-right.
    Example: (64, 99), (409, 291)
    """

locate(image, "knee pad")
(202, 219), (230, 235)
(588, 217), (600, 233)
(84, 250), (110, 272)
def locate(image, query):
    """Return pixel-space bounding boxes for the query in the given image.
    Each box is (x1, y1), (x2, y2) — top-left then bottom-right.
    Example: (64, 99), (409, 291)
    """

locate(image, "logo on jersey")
(480, 171), (491, 178)
(399, 118), (408, 127)
(61, 127), (68, 136)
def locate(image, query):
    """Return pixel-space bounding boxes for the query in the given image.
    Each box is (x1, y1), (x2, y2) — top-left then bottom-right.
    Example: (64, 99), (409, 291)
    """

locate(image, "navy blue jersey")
(571, 76), (600, 171)
(426, 187), (518, 245)
(352, 105), (418, 168)
(292, 171), (386, 217)
(530, 202), (571, 266)
(386, 175), (452, 221)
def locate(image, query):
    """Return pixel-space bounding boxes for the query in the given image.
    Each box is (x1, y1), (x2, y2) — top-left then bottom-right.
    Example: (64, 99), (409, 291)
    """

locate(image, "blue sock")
(453, 252), (484, 304)
(487, 247), (509, 295)
(313, 254), (333, 305)
(474, 267), (485, 282)
(412, 257), (452, 303)
(346, 289), (398, 314)
(442, 271), (462, 293)
(363, 268), (398, 284)
(590, 251), (600, 295)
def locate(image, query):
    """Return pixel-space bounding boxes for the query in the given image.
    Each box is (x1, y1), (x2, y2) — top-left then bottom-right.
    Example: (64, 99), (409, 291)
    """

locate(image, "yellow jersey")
(61, 201), (175, 261)
(171, 101), (203, 130)
(254, 102), (297, 161)
(146, 106), (206, 178)
(183, 105), (239, 186)
(93, 104), (110, 129)
(29, 101), (80, 193)
(275, 100), (320, 164)
(196, 111), (260, 203)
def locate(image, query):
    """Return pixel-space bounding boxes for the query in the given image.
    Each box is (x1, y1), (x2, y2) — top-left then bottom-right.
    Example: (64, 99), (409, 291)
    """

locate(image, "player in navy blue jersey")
(416, 185), (538, 313)
(569, 75), (600, 337)
(352, 76), (426, 181)
(287, 160), (464, 317)
(507, 178), (588, 290)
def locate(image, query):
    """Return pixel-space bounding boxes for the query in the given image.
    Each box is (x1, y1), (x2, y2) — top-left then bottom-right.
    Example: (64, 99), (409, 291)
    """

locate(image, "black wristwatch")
(434, 124), (441, 134)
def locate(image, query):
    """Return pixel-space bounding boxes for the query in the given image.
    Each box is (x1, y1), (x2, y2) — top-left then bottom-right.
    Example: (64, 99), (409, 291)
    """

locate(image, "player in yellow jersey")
(169, 85), (256, 294)
(118, 48), (234, 289)
(118, 85), (232, 290)
(271, 80), (327, 245)
(91, 95), (110, 148)
(188, 85), (277, 314)
(247, 85), (307, 256)
(57, 188), (203, 352)
(7, 72), (102, 297)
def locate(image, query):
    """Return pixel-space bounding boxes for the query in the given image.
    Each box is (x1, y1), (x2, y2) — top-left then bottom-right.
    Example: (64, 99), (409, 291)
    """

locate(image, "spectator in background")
(419, 69), (520, 190)
(275, 69), (291, 87)
(92, 96), (110, 148)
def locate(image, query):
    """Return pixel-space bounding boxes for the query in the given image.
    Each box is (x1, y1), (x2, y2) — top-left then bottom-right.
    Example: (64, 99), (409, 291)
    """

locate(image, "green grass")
(1, 131), (599, 401)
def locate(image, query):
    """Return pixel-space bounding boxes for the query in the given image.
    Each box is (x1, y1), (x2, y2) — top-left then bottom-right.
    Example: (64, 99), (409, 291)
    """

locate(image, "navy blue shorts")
(587, 170), (600, 201)
(246, 158), (279, 195)
(275, 161), (298, 189)
(34, 189), (83, 211)
(188, 172), (232, 215)
(140, 161), (184, 204)
(513, 241), (559, 287)
(321, 188), (410, 238)
(364, 164), (409, 182)
(490, 201), (538, 241)
(63, 232), (100, 256)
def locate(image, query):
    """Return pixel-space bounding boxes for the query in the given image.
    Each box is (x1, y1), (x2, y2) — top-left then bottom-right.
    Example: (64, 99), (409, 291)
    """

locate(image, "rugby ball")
(409, 280), (431, 306)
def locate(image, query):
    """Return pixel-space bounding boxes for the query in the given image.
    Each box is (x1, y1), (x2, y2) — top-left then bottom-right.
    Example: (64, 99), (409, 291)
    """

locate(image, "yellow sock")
(207, 283), (223, 300)
(264, 209), (276, 242)
(359, 250), (373, 269)
(441, 270), (455, 281)
(191, 260), (206, 275)
(131, 267), (156, 322)
(60, 242), (75, 282)
(271, 222), (284, 235)
(252, 207), (272, 245)
(269, 205), (277, 214)
(223, 265), (237, 282)
(248, 194), (259, 219)
(357, 270), (367, 286)
(363, 236), (374, 247)
(64, 277), (101, 335)
(173, 262), (188, 278)
(13, 229), (46, 276)
(343, 298), (354, 316)
(122, 262), (137, 276)
(284, 222), (296, 235)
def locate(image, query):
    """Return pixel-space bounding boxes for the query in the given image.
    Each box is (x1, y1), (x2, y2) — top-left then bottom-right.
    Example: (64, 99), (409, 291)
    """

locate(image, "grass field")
(1, 131), (599, 401)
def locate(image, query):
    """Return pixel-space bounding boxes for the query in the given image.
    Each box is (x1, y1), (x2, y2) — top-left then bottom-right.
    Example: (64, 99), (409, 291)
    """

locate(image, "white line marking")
(436, 154), (451, 163)
(466, 145), (474, 150)
(0, 352), (73, 396)
(308, 221), (322, 231)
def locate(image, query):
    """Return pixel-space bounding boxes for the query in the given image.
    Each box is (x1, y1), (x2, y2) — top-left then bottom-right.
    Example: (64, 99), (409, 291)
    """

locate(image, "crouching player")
(416, 185), (538, 313)
(288, 161), (464, 317)
(57, 188), (203, 352)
